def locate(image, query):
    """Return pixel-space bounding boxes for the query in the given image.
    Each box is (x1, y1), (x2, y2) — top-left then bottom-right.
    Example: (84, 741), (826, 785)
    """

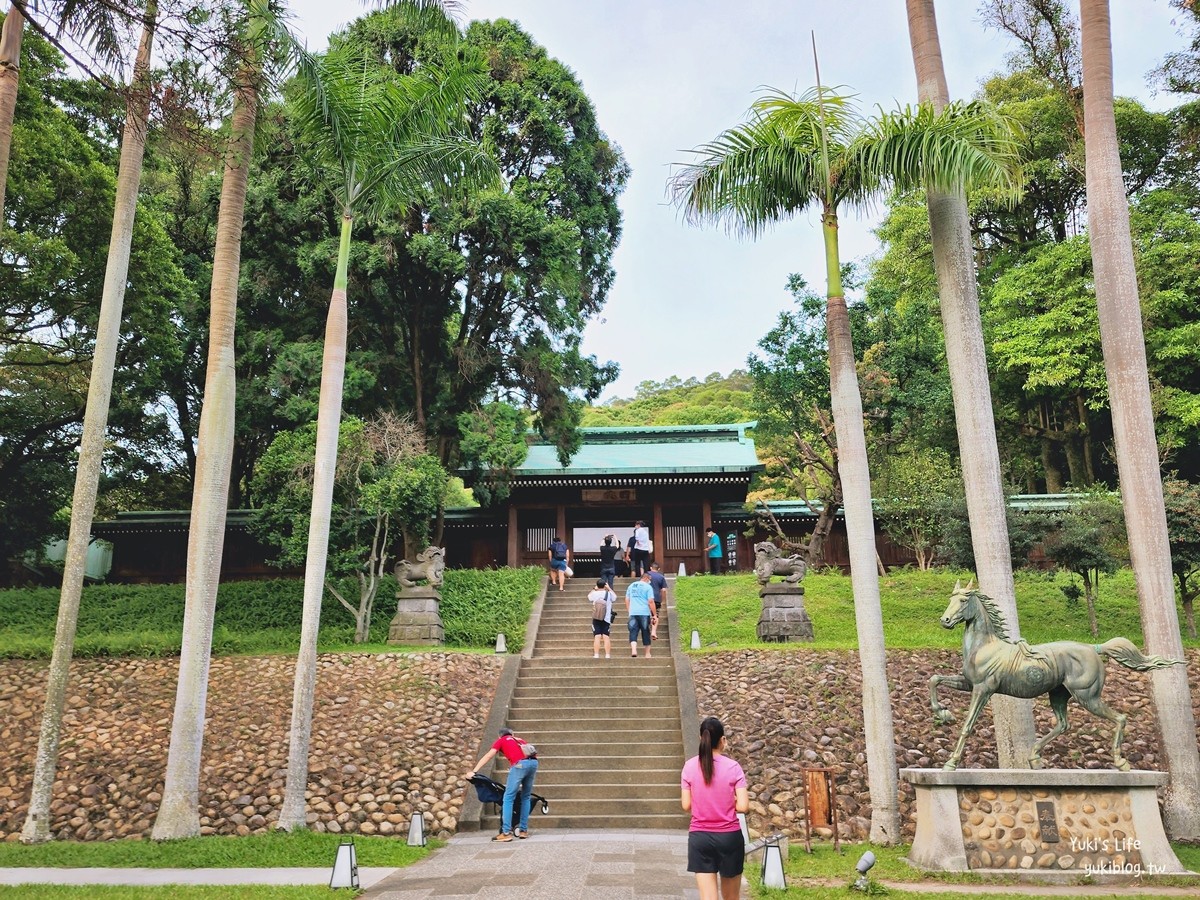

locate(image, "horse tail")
(1098, 637), (1184, 672)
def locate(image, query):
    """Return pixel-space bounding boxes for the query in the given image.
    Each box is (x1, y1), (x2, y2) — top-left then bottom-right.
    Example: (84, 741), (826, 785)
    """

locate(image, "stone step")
(513, 672), (676, 686)
(503, 726), (680, 743)
(486, 754), (681, 773)
(528, 768), (682, 787)
(501, 714), (680, 731)
(509, 695), (678, 712)
(493, 741), (682, 759)
(480, 811), (691, 831)
(476, 778), (680, 801)
(479, 796), (686, 817)
(510, 686), (679, 700)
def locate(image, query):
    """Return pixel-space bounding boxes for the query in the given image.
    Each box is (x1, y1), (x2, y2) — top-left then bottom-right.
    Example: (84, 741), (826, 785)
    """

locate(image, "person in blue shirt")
(648, 562), (668, 639)
(705, 527), (723, 576)
(625, 572), (658, 658)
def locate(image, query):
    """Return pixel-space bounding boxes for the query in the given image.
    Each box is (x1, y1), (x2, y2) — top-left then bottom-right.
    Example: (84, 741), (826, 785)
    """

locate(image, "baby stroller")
(468, 772), (550, 831)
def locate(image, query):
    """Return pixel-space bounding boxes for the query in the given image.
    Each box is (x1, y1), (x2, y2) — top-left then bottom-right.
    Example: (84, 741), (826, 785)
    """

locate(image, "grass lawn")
(0, 888), (346, 899)
(743, 841), (1200, 898)
(0, 568), (543, 659)
(675, 568), (1199, 652)
(0, 831), (432, 869)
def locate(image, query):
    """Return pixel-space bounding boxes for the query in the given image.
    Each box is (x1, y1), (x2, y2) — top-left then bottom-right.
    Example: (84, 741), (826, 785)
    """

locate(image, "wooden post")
(802, 767), (839, 852)
(556, 505), (567, 548)
(507, 505), (519, 568)
(652, 501), (664, 567)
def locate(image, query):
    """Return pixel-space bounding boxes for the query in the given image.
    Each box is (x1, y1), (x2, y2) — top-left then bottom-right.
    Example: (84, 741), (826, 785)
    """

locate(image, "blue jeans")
(600, 566), (615, 588)
(628, 614), (652, 646)
(502, 759), (538, 834)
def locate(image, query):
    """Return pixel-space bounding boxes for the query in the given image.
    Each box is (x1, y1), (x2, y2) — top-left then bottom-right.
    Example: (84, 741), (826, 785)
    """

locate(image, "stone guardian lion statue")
(753, 541), (806, 585)
(395, 546), (446, 589)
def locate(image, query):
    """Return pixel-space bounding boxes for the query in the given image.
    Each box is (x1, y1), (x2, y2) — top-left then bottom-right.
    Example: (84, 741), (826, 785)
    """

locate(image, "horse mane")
(967, 589), (1012, 641)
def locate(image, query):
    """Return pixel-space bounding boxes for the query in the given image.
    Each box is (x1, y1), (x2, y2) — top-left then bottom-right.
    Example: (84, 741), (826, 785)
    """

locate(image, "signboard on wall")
(581, 489), (637, 503)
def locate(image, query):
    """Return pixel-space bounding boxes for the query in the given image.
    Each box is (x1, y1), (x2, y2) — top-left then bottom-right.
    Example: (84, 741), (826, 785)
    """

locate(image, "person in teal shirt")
(705, 527), (723, 575)
(625, 572), (657, 658)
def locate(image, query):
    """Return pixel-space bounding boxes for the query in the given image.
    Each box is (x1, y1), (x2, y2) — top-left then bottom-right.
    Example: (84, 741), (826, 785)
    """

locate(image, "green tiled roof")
(517, 422), (764, 477)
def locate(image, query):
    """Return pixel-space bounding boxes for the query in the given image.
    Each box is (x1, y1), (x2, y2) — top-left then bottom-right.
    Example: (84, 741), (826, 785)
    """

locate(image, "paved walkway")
(362, 830), (706, 899)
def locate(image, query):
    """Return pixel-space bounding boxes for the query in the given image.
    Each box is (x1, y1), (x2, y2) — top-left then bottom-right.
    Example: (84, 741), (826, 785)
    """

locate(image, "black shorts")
(687, 829), (745, 877)
(592, 618), (611, 636)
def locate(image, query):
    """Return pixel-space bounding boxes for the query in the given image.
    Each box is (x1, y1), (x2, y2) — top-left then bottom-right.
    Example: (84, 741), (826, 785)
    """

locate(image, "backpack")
(551, 541), (567, 560)
(591, 589), (615, 622)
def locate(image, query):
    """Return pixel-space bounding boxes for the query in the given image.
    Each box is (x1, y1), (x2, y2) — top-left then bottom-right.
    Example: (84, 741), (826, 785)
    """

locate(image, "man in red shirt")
(469, 727), (539, 841)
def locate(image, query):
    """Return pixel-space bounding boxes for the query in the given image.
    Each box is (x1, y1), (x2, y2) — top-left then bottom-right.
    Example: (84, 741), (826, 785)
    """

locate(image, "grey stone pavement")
(361, 829), (709, 899)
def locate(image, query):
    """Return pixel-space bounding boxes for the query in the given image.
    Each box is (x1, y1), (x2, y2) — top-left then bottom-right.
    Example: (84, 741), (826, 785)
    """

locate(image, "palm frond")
(670, 87), (869, 237)
(363, 0), (464, 43)
(360, 134), (498, 219)
(50, 0), (129, 74)
(852, 101), (1025, 205)
(289, 39), (498, 218)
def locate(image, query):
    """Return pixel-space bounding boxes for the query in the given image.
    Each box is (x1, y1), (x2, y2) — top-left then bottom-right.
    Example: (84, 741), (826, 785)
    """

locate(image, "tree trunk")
(906, 0), (1037, 768)
(152, 59), (259, 842)
(1084, 573), (1099, 638)
(278, 212), (353, 832)
(822, 210), (900, 845)
(0, 2), (25, 224)
(1180, 573), (1197, 640)
(20, 2), (158, 844)
(1080, 0), (1200, 838)
(1041, 438), (1065, 492)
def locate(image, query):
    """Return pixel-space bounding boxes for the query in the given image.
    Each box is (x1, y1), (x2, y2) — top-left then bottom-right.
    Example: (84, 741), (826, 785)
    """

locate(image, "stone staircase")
(479, 577), (690, 831)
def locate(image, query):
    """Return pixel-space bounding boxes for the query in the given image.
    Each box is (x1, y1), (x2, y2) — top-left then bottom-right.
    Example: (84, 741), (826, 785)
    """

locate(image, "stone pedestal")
(388, 587), (444, 646)
(756, 583), (814, 642)
(901, 768), (1187, 880)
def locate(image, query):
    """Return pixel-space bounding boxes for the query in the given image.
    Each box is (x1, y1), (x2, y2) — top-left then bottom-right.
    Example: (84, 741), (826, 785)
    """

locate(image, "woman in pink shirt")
(680, 716), (750, 900)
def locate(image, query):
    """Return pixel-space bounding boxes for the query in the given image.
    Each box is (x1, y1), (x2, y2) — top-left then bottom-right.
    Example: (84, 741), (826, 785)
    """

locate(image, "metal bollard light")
(495, 633), (507, 653)
(407, 811), (427, 847)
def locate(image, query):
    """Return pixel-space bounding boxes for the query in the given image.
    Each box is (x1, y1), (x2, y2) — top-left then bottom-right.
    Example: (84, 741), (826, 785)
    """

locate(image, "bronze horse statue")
(931, 581), (1183, 771)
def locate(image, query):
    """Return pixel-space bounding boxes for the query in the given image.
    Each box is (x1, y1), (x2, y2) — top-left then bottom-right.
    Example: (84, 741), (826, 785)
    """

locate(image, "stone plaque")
(581, 488), (636, 503)
(1035, 801), (1060, 843)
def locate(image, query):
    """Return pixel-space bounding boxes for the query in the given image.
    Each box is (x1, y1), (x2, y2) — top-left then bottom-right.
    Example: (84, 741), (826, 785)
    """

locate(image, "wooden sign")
(581, 489), (637, 503)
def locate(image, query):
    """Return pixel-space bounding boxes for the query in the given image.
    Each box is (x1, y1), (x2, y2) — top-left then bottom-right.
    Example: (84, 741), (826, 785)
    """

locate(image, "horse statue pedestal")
(900, 768), (1187, 880)
(388, 586), (444, 646)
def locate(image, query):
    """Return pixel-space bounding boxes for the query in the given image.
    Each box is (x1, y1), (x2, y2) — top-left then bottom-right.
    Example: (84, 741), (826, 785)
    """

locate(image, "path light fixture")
(495, 633), (507, 654)
(761, 839), (787, 889)
(678, 562), (687, 576)
(691, 630), (701, 650)
(737, 811), (750, 845)
(330, 838), (359, 889)
(852, 850), (876, 891)
(407, 811), (427, 847)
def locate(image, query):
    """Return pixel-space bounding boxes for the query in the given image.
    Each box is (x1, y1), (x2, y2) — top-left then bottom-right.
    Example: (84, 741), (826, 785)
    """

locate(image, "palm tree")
(19, 0), (159, 845)
(1078, 0), (1200, 839)
(1, 0), (125, 227)
(0, 3), (27, 224)
(904, 0), (1037, 769)
(275, 33), (498, 832)
(151, 0), (283, 841)
(672, 86), (1021, 844)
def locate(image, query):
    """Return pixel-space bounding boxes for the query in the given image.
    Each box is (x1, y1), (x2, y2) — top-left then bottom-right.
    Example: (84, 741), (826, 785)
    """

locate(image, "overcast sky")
(286, 1), (1188, 400)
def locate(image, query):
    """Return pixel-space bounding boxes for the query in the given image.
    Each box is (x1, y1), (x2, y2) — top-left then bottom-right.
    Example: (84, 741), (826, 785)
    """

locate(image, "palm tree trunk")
(277, 212), (353, 832)
(905, 0), (1037, 769)
(152, 61), (260, 843)
(822, 210), (900, 845)
(1079, 0), (1200, 838)
(19, 1), (158, 844)
(0, 2), (25, 224)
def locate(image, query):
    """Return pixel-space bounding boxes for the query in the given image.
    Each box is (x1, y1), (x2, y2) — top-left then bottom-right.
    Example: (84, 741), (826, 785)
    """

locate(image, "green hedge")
(0, 568), (545, 659)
